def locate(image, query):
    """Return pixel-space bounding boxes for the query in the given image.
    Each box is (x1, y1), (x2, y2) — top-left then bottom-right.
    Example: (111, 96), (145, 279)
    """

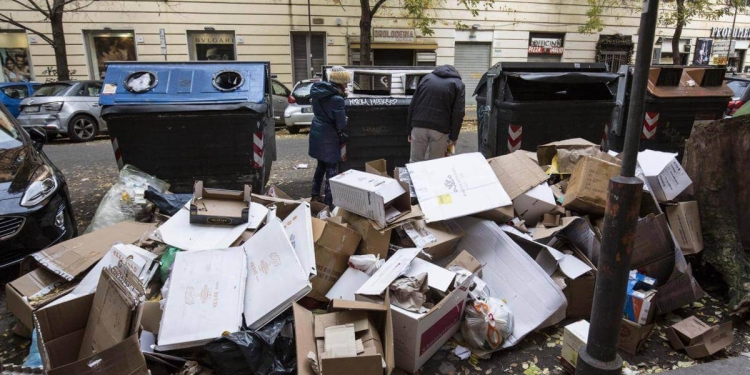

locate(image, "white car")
(283, 79), (318, 134)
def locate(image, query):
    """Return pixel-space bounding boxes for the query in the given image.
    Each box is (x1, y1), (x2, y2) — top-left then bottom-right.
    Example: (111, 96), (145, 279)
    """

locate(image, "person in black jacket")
(407, 65), (465, 162)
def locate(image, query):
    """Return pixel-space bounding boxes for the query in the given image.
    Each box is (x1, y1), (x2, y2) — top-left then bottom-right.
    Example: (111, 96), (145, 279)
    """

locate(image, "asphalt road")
(3, 128), (750, 374)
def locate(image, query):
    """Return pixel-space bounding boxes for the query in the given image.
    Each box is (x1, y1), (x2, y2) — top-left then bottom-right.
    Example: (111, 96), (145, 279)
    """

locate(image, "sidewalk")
(663, 356), (750, 374)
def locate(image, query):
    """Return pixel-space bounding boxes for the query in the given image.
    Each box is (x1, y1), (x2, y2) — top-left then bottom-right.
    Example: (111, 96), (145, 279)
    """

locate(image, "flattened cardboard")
(155, 206), (248, 251)
(6, 268), (69, 331)
(666, 201), (703, 255)
(472, 204), (515, 224)
(562, 156), (621, 215)
(637, 150), (693, 202)
(326, 268), (371, 301)
(356, 248), (420, 297)
(618, 318), (655, 355)
(403, 258), (456, 293)
(47, 335), (147, 375)
(281, 202), (317, 277)
(632, 214), (675, 283)
(561, 320), (589, 374)
(665, 316), (733, 359)
(309, 218), (362, 301)
(404, 220), (464, 261)
(339, 209), (393, 259)
(487, 151), (548, 200)
(32, 221), (155, 281)
(447, 250), (482, 275)
(655, 265), (705, 314)
(513, 183), (557, 226)
(407, 153), (512, 223)
(330, 169), (411, 229)
(190, 181), (252, 225)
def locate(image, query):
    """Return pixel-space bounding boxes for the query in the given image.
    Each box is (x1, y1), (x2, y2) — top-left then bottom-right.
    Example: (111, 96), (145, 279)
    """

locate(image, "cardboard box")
(655, 265), (705, 314)
(563, 156), (621, 215)
(537, 138), (618, 175)
(339, 209), (393, 259)
(407, 153), (512, 223)
(637, 150), (693, 202)
(561, 320), (589, 374)
(513, 183), (557, 226)
(365, 159), (390, 177)
(391, 272), (471, 373)
(34, 294), (147, 375)
(560, 273), (596, 320)
(447, 250), (482, 275)
(534, 217), (602, 267)
(666, 316), (733, 359)
(309, 218), (362, 301)
(6, 268), (70, 331)
(624, 289), (656, 326)
(487, 151), (548, 200)
(632, 214), (675, 283)
(32, 221), (155, 281)
(666, 201), (703, 255)
(294, 298), (394, 375)
(190, 181), (251, 225)
(472, 204), (515, 224)
(399, 219), (465, 261)
(330, 170), (411, 229)
(618, 318), (655, 355)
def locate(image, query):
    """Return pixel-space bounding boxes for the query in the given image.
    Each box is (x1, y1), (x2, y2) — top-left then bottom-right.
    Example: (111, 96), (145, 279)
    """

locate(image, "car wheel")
(68, 114), (98, 142)
(287, 125), (300, 134)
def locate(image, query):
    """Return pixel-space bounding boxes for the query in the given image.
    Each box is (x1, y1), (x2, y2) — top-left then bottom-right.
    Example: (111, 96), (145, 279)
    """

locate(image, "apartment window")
(291, 32), (326, 83)
(84, 30), (136, 79)
(188, 30), (236, 61)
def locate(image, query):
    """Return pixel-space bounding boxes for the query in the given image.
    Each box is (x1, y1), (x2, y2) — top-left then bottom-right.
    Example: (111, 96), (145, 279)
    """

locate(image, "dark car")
(0, 104), (76, 269)
(724, 74), (750, 117)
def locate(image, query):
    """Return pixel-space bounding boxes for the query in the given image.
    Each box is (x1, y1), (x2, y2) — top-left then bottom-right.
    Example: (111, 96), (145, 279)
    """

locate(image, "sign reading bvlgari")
(528, 37), (564, 54)
(711, 27), (750, 40)
(373, 28), (416, 43)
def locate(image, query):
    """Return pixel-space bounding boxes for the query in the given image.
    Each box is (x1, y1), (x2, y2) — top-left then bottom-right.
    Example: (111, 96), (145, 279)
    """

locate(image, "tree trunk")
(683, 116), (750, 313)
(51, 1), (70, 81)
(672, 0), (686, 65)
(359, 1), (372, 66)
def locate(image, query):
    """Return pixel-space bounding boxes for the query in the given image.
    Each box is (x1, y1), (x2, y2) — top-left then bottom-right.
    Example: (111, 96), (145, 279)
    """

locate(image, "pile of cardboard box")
(4, 141), (726, 375)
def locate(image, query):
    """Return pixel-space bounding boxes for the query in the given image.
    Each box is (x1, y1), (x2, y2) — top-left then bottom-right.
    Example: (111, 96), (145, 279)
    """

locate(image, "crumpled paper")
(389, 272), (430, 312)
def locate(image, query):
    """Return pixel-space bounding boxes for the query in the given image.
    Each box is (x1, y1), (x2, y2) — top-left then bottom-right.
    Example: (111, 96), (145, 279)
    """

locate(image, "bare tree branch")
(10, 0), (48, 18)
(371, 0), (388, 16)
(65, 0), (97, 13)
(0, 14), (54, 45)
(45, 0), (53, 16)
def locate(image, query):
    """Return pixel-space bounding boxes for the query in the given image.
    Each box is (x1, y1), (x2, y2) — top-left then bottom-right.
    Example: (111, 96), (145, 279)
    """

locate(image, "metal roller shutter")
(454, 43), (491, 105)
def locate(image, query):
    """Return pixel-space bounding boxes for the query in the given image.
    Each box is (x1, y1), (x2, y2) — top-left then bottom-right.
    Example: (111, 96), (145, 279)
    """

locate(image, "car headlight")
(42, 102), (64, 111)
(21, 165), (59, 207)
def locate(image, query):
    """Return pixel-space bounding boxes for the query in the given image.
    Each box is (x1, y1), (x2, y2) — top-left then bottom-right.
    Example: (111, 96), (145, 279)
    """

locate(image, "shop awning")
(349, 42), (438, 50)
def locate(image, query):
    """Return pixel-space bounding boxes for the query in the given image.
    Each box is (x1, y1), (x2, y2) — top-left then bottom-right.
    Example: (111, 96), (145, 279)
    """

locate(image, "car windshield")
(293, 82), (314, 97)
(726, 80), (749, 98)
(33, 83), (70, 97)
(0, 110), (22, 148)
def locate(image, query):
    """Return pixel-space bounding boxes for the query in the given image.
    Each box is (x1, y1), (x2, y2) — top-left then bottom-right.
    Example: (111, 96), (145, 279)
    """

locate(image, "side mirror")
(28, 127), (47, 150)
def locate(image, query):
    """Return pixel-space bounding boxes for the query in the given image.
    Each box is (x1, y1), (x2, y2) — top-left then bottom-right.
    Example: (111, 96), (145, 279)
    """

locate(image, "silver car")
(284, 79), (318, 134)
(17, 81), (105, 142)
(271, 78), (291, 127)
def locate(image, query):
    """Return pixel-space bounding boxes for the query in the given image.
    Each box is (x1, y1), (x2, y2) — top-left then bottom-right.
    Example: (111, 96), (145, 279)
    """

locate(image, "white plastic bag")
(460, 297), (513, 352)
(348, 254), (384, 276)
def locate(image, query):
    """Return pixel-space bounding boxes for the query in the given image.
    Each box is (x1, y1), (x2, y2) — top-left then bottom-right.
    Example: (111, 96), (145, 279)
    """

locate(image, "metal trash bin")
(608, 65), (732, 159)
(99, 62), (276, 194)
(474, 62), (619, 157)
(322, 66), (435, 171)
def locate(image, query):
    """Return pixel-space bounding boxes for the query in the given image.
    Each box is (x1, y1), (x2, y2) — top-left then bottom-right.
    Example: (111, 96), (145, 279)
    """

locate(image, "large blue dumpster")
(99, 62), (276, 193)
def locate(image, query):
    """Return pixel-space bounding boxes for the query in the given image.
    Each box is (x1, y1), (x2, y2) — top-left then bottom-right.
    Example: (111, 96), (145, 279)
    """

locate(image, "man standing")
(407, 65), (465, 162)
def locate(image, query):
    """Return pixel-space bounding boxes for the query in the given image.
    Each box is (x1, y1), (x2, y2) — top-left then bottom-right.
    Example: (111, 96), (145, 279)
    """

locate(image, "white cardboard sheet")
(281, 203), (316, 277)
(155, 205), (248, 251)
(407, 153), (511, 222)
(326, 267), (371, 301)
(404, 257), (456, 293)
(356, 248), (420, 296)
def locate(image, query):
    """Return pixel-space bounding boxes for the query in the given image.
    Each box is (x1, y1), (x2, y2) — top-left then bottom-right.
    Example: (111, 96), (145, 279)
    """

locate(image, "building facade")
(1, 0), (749, 101)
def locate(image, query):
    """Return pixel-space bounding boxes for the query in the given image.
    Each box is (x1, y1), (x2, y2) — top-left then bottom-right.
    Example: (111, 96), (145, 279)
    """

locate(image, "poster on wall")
(93, 35), (136, 79)
(693, 38), (713, 65)
(1, 48), (31, 82)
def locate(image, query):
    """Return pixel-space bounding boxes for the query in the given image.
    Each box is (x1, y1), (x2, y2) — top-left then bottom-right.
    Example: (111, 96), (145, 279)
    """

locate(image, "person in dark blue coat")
(308, 66), (351, 207)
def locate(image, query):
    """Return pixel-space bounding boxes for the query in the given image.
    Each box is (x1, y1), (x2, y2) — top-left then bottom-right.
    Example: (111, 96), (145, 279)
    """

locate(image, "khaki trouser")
(410, 127), (448, 162)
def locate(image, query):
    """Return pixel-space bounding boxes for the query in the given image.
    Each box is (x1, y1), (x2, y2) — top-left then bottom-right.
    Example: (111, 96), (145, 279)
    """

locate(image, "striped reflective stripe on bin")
(507, 125), (522, 152)
(111, 137), (124, 169)
(642, 112), (659, 140)
(253, 132), (264, 169)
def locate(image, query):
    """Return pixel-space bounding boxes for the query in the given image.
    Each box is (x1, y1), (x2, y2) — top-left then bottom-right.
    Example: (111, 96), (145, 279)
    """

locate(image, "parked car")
(724, 74), (750, 117)
(0, 105), (76, 269)
(271, 78), (291, 127)
(17, 81), (106, 142)
(284, 79), (319, 134)
(0, 82), (41, 118)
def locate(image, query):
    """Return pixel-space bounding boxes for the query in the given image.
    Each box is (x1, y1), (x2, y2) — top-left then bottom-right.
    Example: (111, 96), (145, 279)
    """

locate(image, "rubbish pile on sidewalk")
(4, 139), (727, 374)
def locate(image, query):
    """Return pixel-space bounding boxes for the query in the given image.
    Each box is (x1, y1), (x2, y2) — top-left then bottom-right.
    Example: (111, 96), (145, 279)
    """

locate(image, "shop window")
(188, 31), (236, 61)
(0, 31), (32, 82)
(84, 30), (137, 79)
(291, 32), (326, 83)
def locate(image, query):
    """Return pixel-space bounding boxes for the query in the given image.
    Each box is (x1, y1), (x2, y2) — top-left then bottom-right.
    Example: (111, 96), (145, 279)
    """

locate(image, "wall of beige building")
(0, 0), (748, 87)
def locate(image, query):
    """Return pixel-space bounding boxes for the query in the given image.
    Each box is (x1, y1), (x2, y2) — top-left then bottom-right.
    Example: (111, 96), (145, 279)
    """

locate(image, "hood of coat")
(432, 65), (462, 80)
(311, 81), (342, 100)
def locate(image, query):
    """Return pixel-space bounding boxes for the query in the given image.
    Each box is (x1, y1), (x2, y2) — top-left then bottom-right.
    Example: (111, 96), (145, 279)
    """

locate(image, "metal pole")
(575, 0), (657, 373)
(727, 5), (738, 70)
(307, 0), (313, 78)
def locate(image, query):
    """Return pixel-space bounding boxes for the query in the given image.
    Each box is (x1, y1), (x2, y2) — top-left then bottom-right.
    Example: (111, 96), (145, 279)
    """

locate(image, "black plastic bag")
(144, 186), (191, 216)
(205, 312), (296, 375)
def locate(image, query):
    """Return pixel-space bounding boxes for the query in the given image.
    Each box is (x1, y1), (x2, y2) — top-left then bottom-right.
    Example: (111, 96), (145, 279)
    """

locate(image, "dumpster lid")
(473, 62), (610, 96)
(647, 66), (734, 98)
(507, 72), (620, 84)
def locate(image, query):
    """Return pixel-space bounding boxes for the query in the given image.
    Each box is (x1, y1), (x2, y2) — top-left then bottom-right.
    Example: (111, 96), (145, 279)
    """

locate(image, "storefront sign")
(528, 37), (564, 54)
(711, 27), (750, 40)
(188, 32), (235, 61)
(373, 28), (416, 43)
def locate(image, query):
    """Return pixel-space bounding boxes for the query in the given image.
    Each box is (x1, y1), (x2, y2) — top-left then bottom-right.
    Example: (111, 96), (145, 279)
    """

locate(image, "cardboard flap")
(321, 355), (384, 375)
(193, 180), (204, 199)
(293, 303), (317, 375)
(488, 151), (548, 200)
(36, 294), (95, 345)
(331, 299), (389, 312)
(47, 335), (147, 375)
(366, 159), (389, 177)
(684, 322), (733, 358)
(356, 248), (420, 296)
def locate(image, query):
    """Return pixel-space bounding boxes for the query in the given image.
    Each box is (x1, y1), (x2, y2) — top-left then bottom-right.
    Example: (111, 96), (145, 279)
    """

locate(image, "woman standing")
(308, 66), (350, 207)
